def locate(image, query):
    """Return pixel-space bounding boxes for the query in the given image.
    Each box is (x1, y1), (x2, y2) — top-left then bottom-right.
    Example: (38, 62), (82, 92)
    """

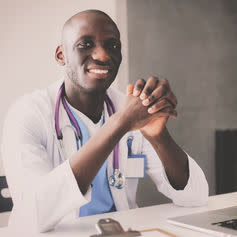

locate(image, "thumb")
(126, 84), (134, 95)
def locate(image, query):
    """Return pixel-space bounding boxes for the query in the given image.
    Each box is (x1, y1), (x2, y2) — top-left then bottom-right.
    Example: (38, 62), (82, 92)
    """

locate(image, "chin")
(67, 72), (115, 93)
(84, 79), (114, 92)
(82, 83), (108, 94)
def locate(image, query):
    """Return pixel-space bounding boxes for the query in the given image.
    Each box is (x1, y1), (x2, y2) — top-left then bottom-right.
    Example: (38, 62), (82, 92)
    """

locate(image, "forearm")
(69, 111), (128, 194)
(144, 127), (189, 190)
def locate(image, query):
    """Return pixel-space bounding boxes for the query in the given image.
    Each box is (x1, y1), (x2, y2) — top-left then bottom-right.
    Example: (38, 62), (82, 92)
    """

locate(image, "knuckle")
(160, 108), (167, 113)
(148, 94), (156, 102)
(166, 92), (177, 107)
(145, 87), (153, 95)
(162, 106), (171, 113)
(135, 78), (146, 90)
(168, 92), (177, 107)
(136, 84), (144, 90)
(162, 78), (169, 84)
(137, 78), (146, 84)
(148, 76), (159, 86)
(160, 84), (168, 92)
(148, 76), (159, 81)
(162, 98), (169, 104)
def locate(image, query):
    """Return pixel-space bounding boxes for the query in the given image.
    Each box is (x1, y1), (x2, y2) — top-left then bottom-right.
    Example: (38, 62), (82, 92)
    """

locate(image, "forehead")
(63, 13), (120, 46)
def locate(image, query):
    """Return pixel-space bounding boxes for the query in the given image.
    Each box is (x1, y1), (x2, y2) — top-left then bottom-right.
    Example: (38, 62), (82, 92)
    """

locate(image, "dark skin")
(55, 10), (189, 195)
(57, 10), (122, 123)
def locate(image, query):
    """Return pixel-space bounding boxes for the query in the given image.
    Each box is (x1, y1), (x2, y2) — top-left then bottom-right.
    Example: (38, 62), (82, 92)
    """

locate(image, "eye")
(106, 40), (121, 50)
(76, 40), (93, 49)
(112, 43), (120, 49)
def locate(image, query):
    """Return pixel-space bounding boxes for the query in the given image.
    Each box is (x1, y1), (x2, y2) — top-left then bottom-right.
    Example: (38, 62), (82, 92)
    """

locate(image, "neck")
(64, 81), (106, 124)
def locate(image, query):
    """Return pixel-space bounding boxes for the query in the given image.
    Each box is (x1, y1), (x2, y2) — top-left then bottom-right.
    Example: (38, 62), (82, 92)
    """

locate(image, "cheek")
(114, 55), (122, 72)
(65, 65), (78, 83)
(115, 52), (122, 66)
(70, 50), (86, 69)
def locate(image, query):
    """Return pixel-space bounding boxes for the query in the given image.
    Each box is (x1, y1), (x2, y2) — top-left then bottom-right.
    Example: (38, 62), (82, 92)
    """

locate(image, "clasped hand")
(119, 76), (177, 138)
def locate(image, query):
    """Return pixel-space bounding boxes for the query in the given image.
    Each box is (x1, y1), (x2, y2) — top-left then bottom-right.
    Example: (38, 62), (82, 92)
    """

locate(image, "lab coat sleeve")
(142, 136), (209, 206)
(1, 99), (91, 233)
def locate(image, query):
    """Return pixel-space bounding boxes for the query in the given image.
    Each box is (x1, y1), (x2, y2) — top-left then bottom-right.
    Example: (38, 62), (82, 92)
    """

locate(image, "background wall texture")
(126, 0), (237, 206)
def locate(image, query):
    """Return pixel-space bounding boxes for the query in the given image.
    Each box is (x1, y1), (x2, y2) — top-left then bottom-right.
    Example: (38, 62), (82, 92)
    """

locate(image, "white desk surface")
(0, 192), (236, 237)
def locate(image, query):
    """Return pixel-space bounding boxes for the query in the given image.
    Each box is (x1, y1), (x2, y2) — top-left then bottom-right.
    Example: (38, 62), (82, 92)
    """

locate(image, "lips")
(86, 65), (112, 79)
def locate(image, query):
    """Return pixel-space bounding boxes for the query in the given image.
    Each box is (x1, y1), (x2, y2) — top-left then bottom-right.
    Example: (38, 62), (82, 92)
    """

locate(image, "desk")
(0, 192), (236, 237)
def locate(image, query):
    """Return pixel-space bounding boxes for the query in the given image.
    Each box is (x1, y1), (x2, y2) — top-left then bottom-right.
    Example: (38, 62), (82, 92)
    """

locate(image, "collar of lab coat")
(46, 79), (130, 211)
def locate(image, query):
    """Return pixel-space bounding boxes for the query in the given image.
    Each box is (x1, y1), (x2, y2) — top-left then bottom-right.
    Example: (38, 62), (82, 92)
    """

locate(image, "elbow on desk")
(190, 172), (209, 206)
(173, 179), (209, 207)
(199, 181), (209, 206)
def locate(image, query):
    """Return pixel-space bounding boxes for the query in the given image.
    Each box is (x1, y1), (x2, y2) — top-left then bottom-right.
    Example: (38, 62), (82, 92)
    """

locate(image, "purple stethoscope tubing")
(55, 85), (82, 140)
(55, 83), (119, 170)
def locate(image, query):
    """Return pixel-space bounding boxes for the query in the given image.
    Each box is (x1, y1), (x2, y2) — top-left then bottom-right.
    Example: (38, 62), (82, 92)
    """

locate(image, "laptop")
(167, 206), (237, 237)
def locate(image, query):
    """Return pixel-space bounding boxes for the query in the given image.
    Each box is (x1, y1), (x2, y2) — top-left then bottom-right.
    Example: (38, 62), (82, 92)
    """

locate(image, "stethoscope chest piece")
(109, 169), (125, 189)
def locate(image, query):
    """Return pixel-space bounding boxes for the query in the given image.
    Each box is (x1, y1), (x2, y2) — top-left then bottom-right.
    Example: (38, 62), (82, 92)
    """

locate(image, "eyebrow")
(73, 35), (120, 48)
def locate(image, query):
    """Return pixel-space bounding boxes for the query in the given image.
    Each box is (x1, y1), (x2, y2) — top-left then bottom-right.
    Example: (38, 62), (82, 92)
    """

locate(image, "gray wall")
(126, 0), (237, 206)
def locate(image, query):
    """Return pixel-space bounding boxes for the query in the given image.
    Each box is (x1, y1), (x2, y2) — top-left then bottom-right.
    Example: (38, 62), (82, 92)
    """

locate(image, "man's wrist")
(142, 127), (171, 146)
(112, 111), (130, 135)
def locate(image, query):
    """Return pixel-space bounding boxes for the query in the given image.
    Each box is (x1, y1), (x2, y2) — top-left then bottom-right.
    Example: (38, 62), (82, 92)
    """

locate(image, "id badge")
(125, 136), (146, 179)
(125, 153), (146, 178)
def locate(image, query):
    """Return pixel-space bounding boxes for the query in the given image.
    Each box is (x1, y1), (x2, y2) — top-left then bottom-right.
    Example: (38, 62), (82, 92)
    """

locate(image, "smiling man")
(2, 10), (208, 233)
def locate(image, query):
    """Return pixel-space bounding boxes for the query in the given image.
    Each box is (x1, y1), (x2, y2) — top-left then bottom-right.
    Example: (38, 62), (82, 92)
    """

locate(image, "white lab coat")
(1, 80), (208, 233)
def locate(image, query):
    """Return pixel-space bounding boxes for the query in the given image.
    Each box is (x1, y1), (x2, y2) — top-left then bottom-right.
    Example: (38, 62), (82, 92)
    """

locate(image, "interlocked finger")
(133, 78), (146, 97)
(157, 106), (177, 119)
(148, 98), (174, 114)
(142, 83), (168, 106)
(140, 76), (159, 100)
(162, 91), (177, 108)
(127, 84), (134, 95)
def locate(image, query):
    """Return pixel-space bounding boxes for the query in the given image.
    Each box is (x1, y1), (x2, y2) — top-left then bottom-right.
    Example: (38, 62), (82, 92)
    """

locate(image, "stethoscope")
(55, 83), (125, 189)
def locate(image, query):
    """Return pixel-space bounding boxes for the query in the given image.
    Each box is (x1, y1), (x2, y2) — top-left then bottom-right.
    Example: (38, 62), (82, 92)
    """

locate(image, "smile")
(88, 69), (109, 74)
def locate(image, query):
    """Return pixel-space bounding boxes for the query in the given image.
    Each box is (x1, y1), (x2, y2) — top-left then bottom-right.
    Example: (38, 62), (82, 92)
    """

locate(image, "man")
(2, 10), (208, 233)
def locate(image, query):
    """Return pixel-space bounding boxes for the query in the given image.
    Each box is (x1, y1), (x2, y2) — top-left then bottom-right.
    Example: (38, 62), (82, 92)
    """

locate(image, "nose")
(91, 45), (110, 62)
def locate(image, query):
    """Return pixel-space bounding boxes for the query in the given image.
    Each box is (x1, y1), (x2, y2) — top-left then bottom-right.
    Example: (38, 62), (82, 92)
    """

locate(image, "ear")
(55, 45), (65, 66)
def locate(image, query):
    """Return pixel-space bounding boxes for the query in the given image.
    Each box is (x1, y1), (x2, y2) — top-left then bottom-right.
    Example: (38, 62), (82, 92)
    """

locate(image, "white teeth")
(89, 69), (109, 74)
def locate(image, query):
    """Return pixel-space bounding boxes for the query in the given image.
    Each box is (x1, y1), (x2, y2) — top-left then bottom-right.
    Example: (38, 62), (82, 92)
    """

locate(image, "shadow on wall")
(136, 175), (171, 207)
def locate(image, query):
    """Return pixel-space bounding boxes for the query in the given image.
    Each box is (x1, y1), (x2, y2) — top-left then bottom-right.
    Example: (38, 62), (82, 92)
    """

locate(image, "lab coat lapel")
(48, 80), (78, 162)
(107, 130), (129, 211)
(106, 87), (129, 211)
